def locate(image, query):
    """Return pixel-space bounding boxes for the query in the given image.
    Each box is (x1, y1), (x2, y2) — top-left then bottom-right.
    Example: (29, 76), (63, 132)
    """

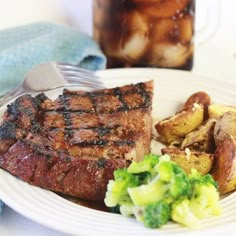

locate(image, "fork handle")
(0, 86), (24, 107)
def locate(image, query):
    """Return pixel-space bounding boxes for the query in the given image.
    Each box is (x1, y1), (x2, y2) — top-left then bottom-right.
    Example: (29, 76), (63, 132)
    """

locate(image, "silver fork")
(0, 62), (104, 106)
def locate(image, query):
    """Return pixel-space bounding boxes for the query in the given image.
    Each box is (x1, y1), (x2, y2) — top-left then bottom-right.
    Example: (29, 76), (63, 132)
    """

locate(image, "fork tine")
(63, 75), (100, 83)
(57, 63), (99, 79)
(60, 70), (98, 80)
(63, 76), (104, 89)
(56, 62), (104, 88)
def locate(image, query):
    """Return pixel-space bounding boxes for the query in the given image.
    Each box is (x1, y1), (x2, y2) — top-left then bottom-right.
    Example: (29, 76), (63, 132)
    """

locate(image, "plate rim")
(0, 68), (235, 236)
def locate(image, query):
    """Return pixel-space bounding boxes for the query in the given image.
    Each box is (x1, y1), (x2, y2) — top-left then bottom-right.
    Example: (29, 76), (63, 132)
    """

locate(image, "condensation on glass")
(93, 0), (195, 70)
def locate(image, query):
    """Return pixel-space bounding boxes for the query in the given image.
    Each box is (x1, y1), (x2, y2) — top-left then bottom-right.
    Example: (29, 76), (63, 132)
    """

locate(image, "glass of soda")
(93, 0), (220, 70)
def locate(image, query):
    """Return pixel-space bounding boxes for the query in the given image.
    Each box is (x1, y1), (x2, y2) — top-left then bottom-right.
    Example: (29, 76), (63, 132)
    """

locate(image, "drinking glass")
(93, 0), (221, 70)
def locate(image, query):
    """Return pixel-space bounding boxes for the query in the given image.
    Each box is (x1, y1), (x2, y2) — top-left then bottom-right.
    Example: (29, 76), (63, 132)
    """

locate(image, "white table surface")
(0, 0), (236, 235)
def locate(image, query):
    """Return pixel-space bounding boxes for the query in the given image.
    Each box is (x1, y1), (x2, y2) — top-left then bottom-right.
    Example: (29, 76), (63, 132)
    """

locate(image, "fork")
(0, 62), (104, 106)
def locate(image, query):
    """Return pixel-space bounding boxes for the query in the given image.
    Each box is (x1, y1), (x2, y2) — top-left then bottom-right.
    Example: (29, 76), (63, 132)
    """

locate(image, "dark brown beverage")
(93, 0), (195, 70)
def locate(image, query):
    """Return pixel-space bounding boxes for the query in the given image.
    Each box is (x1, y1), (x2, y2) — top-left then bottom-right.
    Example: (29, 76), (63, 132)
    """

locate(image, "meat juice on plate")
(93, 0), (195, 70)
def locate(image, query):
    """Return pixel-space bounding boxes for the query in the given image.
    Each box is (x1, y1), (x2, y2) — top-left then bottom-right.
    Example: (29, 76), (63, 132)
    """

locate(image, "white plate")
(0, 68), (236, 236)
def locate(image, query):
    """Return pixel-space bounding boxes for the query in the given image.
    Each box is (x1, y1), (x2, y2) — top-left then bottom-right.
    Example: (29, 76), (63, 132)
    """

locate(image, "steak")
(0, 81), (153, 201)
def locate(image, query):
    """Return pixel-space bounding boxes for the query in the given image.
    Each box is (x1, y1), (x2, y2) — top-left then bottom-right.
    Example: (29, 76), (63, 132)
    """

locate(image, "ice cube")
(151, 19), (178, 42)
(147, 42), (193, 68)
(150, 16), (193, 43)
(178, 15), (193, 43)
(122, 34), (148, 61)
(120, 11), (150, 62)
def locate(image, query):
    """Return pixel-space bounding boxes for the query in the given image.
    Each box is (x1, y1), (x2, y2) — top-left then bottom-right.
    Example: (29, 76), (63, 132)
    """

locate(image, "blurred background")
(0, 0), (235, 80)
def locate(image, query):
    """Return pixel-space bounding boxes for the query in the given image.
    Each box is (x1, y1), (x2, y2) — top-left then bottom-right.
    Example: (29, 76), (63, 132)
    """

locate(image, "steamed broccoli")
(188, 169), (221, 218)
(104, 154), (221, 229)
(171, 170), (221, 228)
(190, 183), (221, 218)
(156, 156), (192, 200)
(171, 198), (200, 229)
(143, 200), (171, 228)
(127, 177), (167, 206)
(127, 153), (159, 175)
(128, 155), (191, 206)
(189, 168), (218, 188)
(119, 200), (171, 229)
(104, 168), (140, 207)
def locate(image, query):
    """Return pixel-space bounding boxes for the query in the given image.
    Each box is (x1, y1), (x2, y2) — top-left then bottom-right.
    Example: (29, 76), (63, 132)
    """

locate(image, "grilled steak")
(0, 81), (153, 201)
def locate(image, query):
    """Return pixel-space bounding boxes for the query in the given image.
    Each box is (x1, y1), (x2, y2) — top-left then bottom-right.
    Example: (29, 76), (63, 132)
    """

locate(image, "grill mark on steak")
(41, 82), (152, 155)
(62, 82), (152, 113)
(61, 97), (74, 143)
(113, 87), (129, 111)
(0, 80), (153, 202)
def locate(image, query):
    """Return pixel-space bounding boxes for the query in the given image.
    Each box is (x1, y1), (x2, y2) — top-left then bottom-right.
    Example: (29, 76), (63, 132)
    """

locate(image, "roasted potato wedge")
(208, 104), (236, 119)
(183, 91), (211, 110)
(181, 118), (216, 152)
(214, 111), (236, 145)
(211, 138), (236, 194)
(161, 147), (213, 175)
(183, 91), (211, 119)
(155, 104), (204, 145)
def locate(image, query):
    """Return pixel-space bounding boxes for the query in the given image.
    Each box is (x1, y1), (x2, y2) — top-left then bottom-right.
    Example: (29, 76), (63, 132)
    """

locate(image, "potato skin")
(211, 138), (236, 194)
(214, 111), (236, 145)
(183, 91), (211, 120)
(155, 104), (204, 145)
(161, 147), (213, 175)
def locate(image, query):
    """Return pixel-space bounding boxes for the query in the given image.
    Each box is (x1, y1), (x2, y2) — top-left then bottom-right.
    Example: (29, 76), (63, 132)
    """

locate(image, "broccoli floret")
(127, 153), (159, 175)
(188, 169), (221, 218)
(119, 204), (144, 222)
(171, 170), (221, 228)
(120, 200), (171, 229)
(119, 204), (146, 223)
(143, 200), (171, 228)
(190, 183), (221, 218)
(119, 204), (136, 217)
(157, 158), (192, 200)
(171, 198), (200, 229)
(120, 204), (147, 224)
(127, 156), (192, 206)
(189, 169), (218, 188)
(128, 177), (167, 206)
(104, 168), (140, 207)
(157, 158), (173, 182)
(170, 164), (192, 198)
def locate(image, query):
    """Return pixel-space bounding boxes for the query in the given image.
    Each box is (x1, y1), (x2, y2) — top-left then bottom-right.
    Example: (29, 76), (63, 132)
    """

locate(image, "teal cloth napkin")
(0, 22), (106, 97)
(0, 22), (106, 214)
